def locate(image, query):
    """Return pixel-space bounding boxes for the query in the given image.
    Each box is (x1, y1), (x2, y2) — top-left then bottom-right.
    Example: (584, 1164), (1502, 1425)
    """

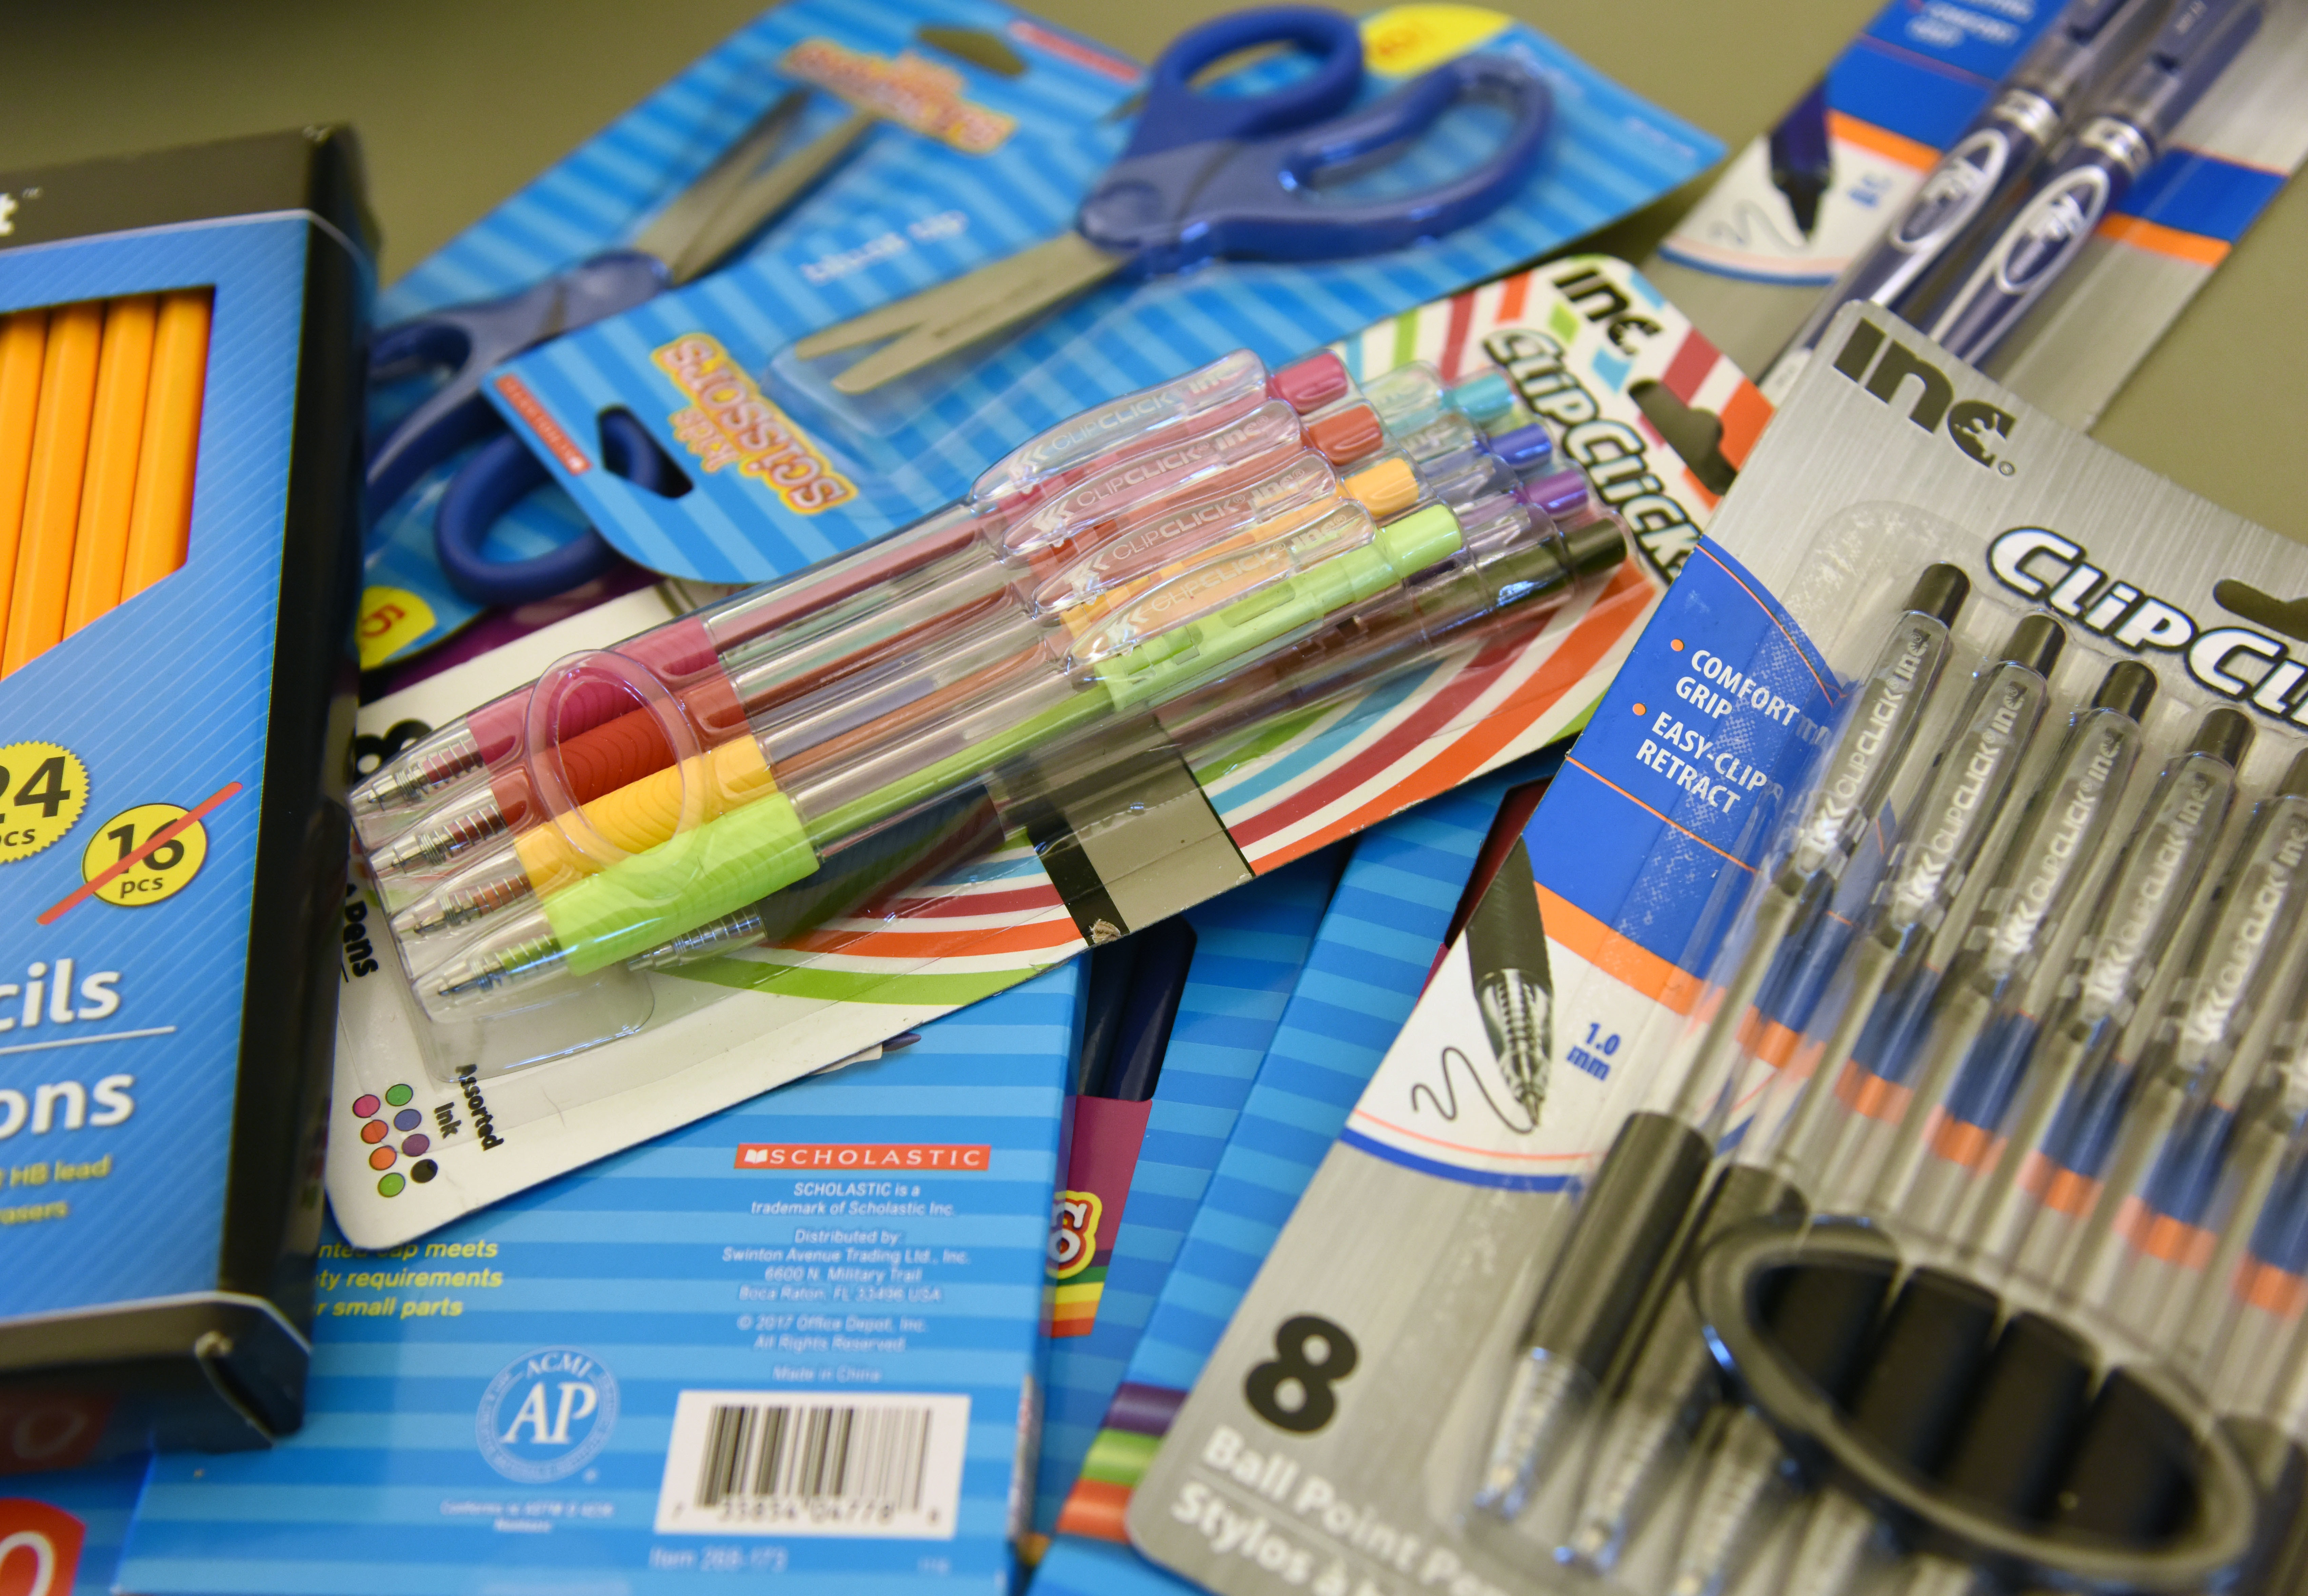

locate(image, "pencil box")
(115, 965), (1080, 1596)
(1034, 850), (1345, 1542)
(0, 130), (372, 1452)
(329, 255), (1760, 1252)
(1034, 756), (1554, 1588)
(1129, 303), (2308, 1596)
(1647, 0), (2308, 430)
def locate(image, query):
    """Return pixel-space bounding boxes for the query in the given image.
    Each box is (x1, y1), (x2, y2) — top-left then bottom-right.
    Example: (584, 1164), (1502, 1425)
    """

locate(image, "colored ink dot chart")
(350, 1082), (436, 1197)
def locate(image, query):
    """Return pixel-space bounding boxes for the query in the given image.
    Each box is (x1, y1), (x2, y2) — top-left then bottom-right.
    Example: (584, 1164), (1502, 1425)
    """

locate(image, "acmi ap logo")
(475, 1347), (620, 1483)
(1830, 320), (2016, 474)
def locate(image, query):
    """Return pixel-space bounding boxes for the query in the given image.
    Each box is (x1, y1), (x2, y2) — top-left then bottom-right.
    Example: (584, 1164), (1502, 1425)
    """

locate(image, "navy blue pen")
(1762, 0), (2167, 401)
(1929, 0), (2264, 364)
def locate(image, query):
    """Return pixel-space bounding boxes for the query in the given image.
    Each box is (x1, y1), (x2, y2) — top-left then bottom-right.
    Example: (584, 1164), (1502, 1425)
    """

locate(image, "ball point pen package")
(1128, 302), (2308, 1596)
(0, 132), (371, 1450)
(331, 258), (1762, 1250)
(1647, 0), (2308, 431)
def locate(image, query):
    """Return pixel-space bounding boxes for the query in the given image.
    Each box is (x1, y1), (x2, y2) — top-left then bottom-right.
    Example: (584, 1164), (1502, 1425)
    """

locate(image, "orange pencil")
(3, 300), (104, 676)
(119, 289), (212, 602)
(0, 309), (49, 659)
(63, 294), (159, 636)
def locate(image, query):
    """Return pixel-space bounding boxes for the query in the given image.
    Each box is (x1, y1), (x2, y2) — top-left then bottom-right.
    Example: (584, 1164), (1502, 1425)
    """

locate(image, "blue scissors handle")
(433, 410), (675, 606)
(1083, 52), (1551, 276)
(365, 250), (670, 521)
(1124, 6), (1365, 159)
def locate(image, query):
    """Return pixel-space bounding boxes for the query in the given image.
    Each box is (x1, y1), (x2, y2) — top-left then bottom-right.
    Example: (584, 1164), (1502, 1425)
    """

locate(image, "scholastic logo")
(0, 1498), (84, 1596)
(736, 1143), (991, 1171)
(1828, 320), (2015, 473)
(654, 334), (856, 515)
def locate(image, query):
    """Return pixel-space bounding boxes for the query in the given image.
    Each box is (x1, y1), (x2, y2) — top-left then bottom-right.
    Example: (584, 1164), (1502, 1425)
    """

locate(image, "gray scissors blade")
(664, 109), (878, 284)
(628, 88), (816, 274)
(803, 233), (1129, 395)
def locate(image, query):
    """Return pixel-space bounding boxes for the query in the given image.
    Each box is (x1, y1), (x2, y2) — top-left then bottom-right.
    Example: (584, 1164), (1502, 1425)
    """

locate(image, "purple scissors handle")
(1080, 52), (1554, 276)
(364, 250), (670, 523)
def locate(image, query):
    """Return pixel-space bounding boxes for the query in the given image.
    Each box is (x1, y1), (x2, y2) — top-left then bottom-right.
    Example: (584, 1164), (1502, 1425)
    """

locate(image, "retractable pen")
(1776, 1268), (2004, 1596)
(2095, 881), (2308, 1348)
(391, 482), (1370, 933)
(418, 503), (1470, 1007)
(1762, 0), (2167, 399)
(1664, 1256), (1894, 1596)
(635, 499), (1628, 971)
(1858, 660), (2154, 1220)
(1464, 836), (1552, 1127)
(364, 381), (1510, 872)
(1471, 565), (1971, 1521)
(365, 413), (1340, 877)
(1952, 706), (2250, 1265)
(1779, 614), (2066, 1200)
(1928, 0), (2265, 364)
(354, 348), (1287, 815)
(1571, 644), (2084, 1571)
(2047, 748), (2308, 1307)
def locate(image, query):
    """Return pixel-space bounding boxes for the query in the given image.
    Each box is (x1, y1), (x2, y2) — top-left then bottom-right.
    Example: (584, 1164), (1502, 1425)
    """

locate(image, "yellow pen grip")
(514, 736), (777, 896)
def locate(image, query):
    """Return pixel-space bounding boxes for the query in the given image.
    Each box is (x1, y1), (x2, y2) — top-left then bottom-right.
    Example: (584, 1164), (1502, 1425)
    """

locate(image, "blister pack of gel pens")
(330, 257), (1759, 1250)
(1129, 302), (2308, 1596)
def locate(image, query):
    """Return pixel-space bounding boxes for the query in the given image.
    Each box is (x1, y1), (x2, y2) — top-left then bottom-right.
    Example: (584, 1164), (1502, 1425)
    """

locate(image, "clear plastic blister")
(347, 349), (1630, 1099)
(1457, 509), (2308, 1596)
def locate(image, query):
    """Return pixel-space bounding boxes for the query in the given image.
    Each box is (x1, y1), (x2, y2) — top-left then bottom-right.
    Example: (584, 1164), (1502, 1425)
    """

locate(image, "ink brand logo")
(1484, 325), (1697, 578)
(1989, 527), (2308, 729)
(477, 1348), (619, 1483)
(0, 1497), (84, 1596)
(1830, 321), (2014, 471)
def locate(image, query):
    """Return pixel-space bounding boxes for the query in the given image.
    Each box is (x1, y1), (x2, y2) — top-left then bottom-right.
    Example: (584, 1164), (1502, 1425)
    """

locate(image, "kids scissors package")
(1131, 304), (2308, 1596)
(331, 257), (1763, 1250)
(0, 133), (370, 1449)
(359, 0), (1159, 665)
(467, 4), (1717, 588)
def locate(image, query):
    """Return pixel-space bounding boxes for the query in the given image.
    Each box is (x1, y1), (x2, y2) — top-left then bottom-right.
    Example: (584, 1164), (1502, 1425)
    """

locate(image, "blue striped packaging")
(0, 1455), (148, 1596)
(1029, 750), (1555, 1594)
(1032, 849), (1344, 1538)
(491, 11), (1718, 583)
(360, 0), (1142, 664)
(117, 965), (1080, 1596)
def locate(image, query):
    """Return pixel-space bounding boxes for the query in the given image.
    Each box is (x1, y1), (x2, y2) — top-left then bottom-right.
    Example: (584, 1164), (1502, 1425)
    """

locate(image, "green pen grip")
(542, 792), (820, 976)
(545, 507), (1463, 976)
(1098, 504), (1461, 711)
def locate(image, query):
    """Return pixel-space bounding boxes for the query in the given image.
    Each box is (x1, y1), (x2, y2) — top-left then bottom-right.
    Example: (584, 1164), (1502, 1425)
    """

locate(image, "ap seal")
(476, 1347), (619, 1482)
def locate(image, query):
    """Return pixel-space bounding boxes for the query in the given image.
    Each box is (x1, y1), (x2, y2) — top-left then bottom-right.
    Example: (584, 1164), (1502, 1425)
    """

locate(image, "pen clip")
(1032, 452), (1341, 617)
(998, 399), (1306, 558)
(968, 349), (1272, 506)
(1071, 499), (1379, 669)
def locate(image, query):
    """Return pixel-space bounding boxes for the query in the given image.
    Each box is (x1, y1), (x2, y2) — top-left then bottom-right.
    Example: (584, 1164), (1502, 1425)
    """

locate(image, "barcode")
(655, 1390), (968, 1539)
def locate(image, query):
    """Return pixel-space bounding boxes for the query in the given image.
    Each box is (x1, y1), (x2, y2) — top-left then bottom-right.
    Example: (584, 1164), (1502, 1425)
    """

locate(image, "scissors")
(365, 88), (876, 606)
(794, 5), (1552, 397)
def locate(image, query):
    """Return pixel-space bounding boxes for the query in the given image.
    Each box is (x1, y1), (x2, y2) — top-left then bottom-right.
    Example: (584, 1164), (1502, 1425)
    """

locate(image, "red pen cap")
(1306, 402), (1385, 466)
(1270, 350), (1354, 415)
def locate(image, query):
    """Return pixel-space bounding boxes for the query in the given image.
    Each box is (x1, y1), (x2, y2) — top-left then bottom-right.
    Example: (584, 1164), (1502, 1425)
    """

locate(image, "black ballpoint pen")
(1465, 835), (1553, 1127)
(1471, 565), (1969, 1520)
